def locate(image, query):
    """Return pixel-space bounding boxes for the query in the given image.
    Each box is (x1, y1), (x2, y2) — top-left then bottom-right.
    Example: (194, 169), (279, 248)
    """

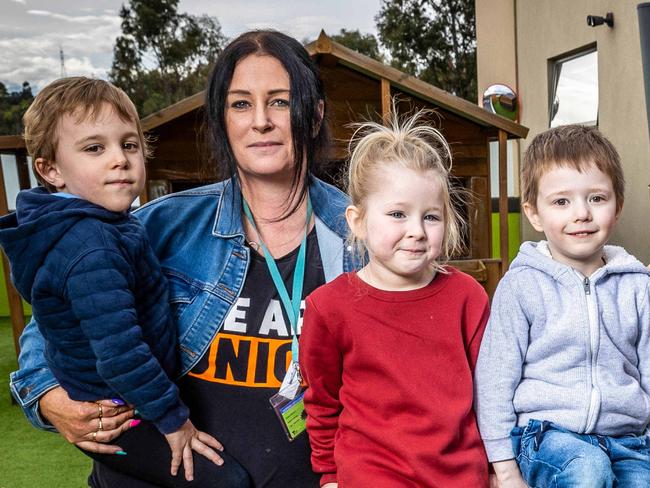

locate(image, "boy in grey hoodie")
(475, 125), (650, 488)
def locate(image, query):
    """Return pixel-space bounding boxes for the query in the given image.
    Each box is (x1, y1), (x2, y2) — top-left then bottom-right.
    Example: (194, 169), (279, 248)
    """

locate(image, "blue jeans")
(511, 419), (650, 487)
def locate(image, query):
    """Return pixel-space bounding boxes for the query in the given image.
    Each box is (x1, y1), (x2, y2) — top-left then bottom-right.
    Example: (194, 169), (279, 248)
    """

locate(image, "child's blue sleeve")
(66, 248), (188, 435)
(474, 273), (531, 462)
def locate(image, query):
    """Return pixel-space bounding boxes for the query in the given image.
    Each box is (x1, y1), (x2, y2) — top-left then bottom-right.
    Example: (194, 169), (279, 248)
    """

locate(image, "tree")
(331, 29), (384, 62)
(376, 0), (477, 102)
(110, 0), (226, 116)
(0, 81), (34, 135)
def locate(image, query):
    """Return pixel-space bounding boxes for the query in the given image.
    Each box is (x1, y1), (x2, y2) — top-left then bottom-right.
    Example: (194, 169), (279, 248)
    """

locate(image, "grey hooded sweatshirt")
(475, 241), (650, 462)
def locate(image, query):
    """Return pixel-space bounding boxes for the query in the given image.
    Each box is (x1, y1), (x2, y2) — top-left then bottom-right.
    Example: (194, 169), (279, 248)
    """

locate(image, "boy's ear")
(35, 157), (65, 190)
(615, 199), (624, 220)
(345, 205), (366, 240)
(522, 201), (544, 233)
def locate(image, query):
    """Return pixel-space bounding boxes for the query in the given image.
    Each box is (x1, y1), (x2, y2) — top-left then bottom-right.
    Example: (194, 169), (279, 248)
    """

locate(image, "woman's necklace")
(245, 215), (309, 256)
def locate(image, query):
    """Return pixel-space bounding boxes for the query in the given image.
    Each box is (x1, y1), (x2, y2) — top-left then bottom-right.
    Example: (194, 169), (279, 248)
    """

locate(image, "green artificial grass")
(0, 319), (92, 488)
(0, 264), (32, 317)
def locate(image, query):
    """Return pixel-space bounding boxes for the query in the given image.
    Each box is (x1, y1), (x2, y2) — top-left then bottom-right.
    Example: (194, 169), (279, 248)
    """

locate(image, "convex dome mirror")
(482, 84), (519, 121)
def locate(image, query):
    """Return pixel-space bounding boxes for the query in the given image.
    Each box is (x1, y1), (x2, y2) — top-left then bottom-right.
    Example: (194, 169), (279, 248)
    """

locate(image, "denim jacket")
(10, 176), (356, 430)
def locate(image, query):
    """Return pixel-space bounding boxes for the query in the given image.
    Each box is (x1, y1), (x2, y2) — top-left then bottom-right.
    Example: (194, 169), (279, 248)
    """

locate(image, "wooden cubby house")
(0, 31), (528, 356)
(140, 32), (528, 294)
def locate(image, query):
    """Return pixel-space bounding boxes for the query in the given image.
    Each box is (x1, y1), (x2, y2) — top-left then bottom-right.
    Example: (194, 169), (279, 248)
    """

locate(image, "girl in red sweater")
(300, 110), (490, 487)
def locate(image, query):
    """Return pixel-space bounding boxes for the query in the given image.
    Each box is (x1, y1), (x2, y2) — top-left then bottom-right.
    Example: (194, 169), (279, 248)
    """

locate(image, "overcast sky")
(1, 0), (381, 93)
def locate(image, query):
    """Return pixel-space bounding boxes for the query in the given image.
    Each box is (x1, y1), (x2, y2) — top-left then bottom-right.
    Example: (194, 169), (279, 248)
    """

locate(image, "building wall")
(476, 0), (518, 92)
(476, 0), (650, 263)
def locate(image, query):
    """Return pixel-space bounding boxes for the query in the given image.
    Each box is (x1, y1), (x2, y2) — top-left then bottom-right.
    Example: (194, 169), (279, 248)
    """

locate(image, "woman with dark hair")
(12, 30), (356, 487)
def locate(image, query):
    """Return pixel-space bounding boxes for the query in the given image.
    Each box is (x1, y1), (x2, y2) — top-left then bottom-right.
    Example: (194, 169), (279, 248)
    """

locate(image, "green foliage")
(331, 29), (384, 62)
(376, 0), (477, 102)
(109, 0), (226, 116)
(0, 81), (34, 136)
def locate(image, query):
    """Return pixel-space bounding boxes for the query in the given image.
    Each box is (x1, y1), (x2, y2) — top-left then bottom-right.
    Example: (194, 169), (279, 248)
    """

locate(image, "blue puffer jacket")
(0, 187), (188, 434)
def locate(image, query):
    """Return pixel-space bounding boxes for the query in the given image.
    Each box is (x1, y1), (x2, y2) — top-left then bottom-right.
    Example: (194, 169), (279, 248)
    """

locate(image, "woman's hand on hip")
(39, 386), (136, 454)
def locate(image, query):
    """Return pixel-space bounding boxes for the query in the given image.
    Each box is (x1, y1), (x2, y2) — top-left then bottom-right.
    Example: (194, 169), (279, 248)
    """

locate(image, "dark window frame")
(548, 43), (598, 127)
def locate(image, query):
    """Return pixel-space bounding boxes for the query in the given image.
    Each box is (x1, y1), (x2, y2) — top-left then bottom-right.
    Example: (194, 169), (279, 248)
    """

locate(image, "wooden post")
(469, 176), (490, 259)
(15, 150), (31, 190)
(1, 254), (24, 357)
(498, 130), (510, 275)
(381, 78), (391, 123)
(0, 151), (26, 357)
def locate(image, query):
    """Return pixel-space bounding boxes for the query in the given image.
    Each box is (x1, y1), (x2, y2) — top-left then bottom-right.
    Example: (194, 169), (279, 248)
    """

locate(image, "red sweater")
(300, 270), (490, 487)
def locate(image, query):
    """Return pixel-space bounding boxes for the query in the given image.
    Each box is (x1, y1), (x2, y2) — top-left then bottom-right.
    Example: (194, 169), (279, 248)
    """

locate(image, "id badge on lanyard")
(242, 197), (311, 441)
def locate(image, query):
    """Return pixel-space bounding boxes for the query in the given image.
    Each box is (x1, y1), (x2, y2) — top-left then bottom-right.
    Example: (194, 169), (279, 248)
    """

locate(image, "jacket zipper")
(582, 275), (601, 432)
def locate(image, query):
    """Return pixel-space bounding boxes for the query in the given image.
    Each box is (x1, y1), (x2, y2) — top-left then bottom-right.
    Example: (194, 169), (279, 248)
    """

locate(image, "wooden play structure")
(0, 32), (528, 357)
(0, 134), (30, 357)
(138, 31), (528, 290)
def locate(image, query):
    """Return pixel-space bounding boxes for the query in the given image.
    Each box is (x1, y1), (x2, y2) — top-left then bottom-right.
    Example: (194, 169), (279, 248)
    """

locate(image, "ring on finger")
(97, 403), (103, 419)
(92, 431), (98, 442)
(98, 417), (104, 431)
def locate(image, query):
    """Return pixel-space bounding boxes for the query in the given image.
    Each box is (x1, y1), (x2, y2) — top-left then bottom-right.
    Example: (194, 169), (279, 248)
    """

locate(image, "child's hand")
(164, 420), (224, 481)
(494, 477), (528, 488)
(491, 460), (528, 488)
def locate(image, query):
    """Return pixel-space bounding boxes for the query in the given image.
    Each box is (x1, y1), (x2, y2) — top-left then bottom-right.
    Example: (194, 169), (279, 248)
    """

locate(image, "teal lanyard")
(242, 197), (312, 365)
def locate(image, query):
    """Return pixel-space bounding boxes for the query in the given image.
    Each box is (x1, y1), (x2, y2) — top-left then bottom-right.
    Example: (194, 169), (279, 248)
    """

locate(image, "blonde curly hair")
(345, 107), (466, 272)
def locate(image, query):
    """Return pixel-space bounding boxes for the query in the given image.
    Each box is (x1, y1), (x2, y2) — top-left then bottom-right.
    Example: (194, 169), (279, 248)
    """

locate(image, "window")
(549, 47), (598, 127)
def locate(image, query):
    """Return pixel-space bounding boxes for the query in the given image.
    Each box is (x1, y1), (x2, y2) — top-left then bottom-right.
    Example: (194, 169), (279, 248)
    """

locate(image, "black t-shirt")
(180, 228), (325, 487)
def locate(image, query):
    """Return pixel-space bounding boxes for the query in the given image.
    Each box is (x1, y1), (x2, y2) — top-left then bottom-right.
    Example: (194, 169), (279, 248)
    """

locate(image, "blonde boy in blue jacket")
(0, 77), (248, 487)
